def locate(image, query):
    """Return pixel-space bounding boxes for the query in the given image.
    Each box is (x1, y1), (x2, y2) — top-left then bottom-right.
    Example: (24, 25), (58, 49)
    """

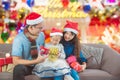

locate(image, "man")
(12, 12), (48, 80)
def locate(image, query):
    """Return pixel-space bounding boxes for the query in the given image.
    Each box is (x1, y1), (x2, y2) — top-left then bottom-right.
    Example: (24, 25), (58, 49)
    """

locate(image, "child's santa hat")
(50, 27), (63, 36)
(64, 20), (79, 34)
(25, 12), (44, 25)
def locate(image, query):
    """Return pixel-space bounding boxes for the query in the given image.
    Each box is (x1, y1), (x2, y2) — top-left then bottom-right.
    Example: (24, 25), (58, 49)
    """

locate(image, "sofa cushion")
(101, 45), (120, 76)
(0, 72), (13, 80)
(81, 45), (104, 69)
(25, 75), (40, 80)
(79, 69), (117, 80)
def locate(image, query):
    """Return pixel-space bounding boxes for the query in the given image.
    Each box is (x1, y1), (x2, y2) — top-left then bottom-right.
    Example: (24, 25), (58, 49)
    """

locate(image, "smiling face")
(27, 22), (44, 37)
(32, 22), (44, 36)
(50, 35), (62, 45)
(64, 31), (75, 41)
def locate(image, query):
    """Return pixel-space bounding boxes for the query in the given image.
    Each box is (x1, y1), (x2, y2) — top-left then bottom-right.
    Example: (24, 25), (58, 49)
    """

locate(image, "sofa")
(0, 43), (120, 80)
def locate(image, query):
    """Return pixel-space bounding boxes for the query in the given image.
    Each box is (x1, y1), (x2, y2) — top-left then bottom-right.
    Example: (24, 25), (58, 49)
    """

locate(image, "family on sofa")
(0, 12), (120, 80)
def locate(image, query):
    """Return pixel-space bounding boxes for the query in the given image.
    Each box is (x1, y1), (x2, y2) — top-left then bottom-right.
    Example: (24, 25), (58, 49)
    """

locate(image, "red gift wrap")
(70, 62), (82, 72)
(0, 57), (13, 72)
(40, 46), (49, 55)
(5, 57), (13, 64)
(0, 58), (5, 72)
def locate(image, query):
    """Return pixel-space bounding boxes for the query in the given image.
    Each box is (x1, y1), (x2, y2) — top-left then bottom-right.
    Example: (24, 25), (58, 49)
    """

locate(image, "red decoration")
(10, 11), (18, 20)
(89, 17), (100, 26)
(61, 0), (69, 9)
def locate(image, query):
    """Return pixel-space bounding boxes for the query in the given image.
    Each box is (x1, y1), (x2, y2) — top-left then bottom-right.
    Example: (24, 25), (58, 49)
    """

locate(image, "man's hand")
(36, 54), (48, 63)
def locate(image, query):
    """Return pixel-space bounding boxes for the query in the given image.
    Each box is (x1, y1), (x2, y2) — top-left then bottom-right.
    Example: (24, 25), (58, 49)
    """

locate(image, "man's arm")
(12, 55), (48, 66)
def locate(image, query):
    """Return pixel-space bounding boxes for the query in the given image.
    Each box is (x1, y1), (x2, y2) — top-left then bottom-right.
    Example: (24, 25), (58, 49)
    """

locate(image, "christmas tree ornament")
(83, 3), (91, 13)
(1, 30), (9, 42)
(27, 0), (34, 7)
(61, 0), (69, 9)
(2, 0), (10, 11)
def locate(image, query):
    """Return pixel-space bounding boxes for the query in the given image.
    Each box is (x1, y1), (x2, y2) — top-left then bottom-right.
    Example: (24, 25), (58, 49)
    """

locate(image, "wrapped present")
(48, 47), (59, 62)
(6, 64), (14, 73)
(5, 57), (13, 64)
(0, 58), (5, 72)
(2, 65), (7, 72)
(40, 46), (49, 55)
(70, 62), (82, 72)
(0, 53), (13, 72)
(66, 55), (76, 64)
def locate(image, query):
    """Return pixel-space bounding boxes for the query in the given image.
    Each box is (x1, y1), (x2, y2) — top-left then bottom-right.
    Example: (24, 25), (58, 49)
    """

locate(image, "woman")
(60, 20), (87, 80)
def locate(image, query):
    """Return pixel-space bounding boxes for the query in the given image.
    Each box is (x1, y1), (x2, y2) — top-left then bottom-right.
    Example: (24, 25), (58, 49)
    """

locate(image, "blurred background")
(0, 0), (120, 53)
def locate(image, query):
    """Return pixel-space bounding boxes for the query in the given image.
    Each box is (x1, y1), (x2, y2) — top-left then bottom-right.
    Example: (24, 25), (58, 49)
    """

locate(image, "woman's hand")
(81, 62), (87, 71)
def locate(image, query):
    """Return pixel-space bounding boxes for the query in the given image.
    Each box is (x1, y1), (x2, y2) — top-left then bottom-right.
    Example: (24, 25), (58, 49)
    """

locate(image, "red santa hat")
(25, 12), (44, 25)
(50, 27), (63, 36)
(64, 20), (79, 34)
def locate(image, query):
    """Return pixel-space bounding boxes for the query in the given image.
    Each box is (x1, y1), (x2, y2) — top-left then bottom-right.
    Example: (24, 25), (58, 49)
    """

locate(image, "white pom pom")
(6, 53), (10, 57)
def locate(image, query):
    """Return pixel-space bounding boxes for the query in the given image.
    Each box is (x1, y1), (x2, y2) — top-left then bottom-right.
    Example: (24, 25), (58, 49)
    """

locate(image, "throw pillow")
(81, 45), (104, 69)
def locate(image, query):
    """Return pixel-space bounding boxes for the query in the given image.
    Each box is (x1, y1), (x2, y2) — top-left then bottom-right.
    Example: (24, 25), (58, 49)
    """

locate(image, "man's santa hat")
(64, 20), (79, 34)
(25, 12), (44, 25)
(50, 27), (63, 36)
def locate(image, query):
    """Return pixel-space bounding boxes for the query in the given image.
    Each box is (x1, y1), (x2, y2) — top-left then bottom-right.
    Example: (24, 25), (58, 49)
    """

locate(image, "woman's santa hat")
(25, 12), (44, 25)
(64, 20), (79, 34)
(50, 27), (63, 36)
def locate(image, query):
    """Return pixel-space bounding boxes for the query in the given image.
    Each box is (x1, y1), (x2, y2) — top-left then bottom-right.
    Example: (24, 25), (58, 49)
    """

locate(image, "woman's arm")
(79, 51), (87, 71)
(81, 62), (87, 71)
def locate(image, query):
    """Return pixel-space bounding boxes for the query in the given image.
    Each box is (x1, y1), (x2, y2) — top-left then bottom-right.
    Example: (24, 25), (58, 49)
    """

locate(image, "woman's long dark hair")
(60, 32), (81, 58)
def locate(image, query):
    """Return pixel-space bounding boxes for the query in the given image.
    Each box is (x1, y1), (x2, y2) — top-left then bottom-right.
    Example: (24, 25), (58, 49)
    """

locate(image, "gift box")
(5, 57), (13, 64)
(40, 46), (49, 55)
(0, 58), (5, 72)
(66, 55), (77, 64)
(0, 57), (13, 72)
(70, 62), (82, 72)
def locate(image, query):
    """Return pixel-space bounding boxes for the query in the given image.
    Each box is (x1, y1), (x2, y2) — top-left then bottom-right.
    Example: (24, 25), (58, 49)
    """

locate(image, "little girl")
(32, 27), (74, 80)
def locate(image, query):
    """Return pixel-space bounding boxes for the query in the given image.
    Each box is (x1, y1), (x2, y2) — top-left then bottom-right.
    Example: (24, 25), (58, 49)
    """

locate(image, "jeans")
(13, 64), (34, 80)
(71, 69), (80, 80)
(54, 76), (63, 80)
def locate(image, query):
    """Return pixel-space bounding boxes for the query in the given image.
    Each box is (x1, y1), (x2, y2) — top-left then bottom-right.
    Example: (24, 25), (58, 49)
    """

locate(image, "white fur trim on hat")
(50, 32), (63, 36)
(64, 28), (78, 34)
(26, 17), (43, 25)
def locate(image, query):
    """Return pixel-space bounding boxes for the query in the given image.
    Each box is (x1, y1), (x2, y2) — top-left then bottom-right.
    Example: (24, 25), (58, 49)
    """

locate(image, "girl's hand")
(57, 52), (61, 58)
